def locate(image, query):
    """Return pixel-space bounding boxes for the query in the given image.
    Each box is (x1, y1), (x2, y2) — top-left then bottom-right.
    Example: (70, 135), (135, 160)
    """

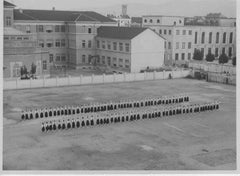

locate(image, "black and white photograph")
(1, 0), (238, 172)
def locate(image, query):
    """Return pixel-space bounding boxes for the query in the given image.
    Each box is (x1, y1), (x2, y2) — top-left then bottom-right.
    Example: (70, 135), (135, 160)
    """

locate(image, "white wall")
(131, 29), (165, 72)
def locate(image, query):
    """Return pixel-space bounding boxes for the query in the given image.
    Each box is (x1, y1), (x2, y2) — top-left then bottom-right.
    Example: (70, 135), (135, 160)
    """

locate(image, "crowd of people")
(21, 94), (190, 120)
(41, 101), (220, 133)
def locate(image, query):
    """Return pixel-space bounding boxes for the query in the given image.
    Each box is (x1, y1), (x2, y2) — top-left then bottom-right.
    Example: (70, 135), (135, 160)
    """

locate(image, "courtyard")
(3, 78), (236, 170)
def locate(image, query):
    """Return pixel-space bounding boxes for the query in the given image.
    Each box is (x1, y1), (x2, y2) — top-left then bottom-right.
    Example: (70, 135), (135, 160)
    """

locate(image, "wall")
(207, 72), (236, 85)
(3, 70), (190, 90)
(131, 29), (165, 72)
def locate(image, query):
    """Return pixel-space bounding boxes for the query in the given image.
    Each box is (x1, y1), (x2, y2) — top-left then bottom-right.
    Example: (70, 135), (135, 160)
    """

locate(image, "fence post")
(16, 79), (18, 89)
(103, 73), (105, 84)
(56, 76), (58, 87)
(80, 75), (82, 85)
(91, 74), (94, 84)
(68, 75), (71, 86)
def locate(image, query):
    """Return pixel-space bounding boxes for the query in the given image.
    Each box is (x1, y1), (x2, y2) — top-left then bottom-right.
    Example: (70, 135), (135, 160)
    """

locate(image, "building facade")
(142, 15), (236, 65)
(95, 26), (165, 73)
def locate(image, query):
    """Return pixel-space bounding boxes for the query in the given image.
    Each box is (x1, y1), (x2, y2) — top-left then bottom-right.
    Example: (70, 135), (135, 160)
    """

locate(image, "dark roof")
(97, 26), (147, 40)
(4, 1), (15, 7)
(131, 17), (142, 24)
(13, 9), (116, 22)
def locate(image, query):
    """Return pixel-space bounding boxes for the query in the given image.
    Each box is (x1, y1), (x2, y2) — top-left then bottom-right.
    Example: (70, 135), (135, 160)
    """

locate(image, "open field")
(3, 78), (236, 170)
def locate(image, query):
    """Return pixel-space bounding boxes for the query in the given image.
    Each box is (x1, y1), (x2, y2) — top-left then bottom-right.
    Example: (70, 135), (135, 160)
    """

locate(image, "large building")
(142, 15), (236, 65)
(3, 1), (117, 78)
(95, 26), (165, 73)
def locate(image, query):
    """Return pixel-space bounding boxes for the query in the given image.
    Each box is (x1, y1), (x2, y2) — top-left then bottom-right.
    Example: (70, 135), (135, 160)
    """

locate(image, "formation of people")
(21, 94), (190, 120)
(41, 101), (220, 133)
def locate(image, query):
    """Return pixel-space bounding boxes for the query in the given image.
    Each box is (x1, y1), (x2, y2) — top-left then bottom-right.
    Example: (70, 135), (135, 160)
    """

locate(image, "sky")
(8, 0), (236, 17)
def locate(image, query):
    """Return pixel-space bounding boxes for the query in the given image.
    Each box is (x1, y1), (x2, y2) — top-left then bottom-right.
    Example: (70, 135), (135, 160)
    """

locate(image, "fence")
(207, 73), (236, 85)
(189, 61), (236, 75)
(3, 70), (190, 90)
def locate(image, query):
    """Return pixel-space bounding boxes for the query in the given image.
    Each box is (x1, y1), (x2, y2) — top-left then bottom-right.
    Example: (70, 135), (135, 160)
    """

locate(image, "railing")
(3, 70), (190, 90)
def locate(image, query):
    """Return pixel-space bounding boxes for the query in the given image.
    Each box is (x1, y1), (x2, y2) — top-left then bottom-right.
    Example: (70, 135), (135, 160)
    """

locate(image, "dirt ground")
(3, 78), (236, 170)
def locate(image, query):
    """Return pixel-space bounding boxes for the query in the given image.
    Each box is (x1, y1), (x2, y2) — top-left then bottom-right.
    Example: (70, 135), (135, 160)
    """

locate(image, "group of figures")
(21, 94), (189, 120)
(40, 100), (220, 133)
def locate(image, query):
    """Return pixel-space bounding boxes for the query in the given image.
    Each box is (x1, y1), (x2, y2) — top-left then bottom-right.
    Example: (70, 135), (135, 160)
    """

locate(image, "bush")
(205, 52), (215, 62)
(193, 49), (203, 61)
(232, 57), (236, 66)
(218, 53), (229, 64)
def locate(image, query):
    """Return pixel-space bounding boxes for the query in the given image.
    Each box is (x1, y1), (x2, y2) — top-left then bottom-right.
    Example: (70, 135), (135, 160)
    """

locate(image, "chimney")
(122, 4), (127, 17)
(19, 8), (23, 13)
(52, 7), (55, 11)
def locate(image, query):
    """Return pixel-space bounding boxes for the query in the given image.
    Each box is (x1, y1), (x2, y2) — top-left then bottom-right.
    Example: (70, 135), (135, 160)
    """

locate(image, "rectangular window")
(183, 30), (186, 35)
(49, 54), (54, 63)
(107, 57), (111, 66)
(38, 40), (44, 48)
(201, 48), (204, 56)
(182, 42), (185, 49)
(169, 30), (171, 35)
(119, 58), (123, 62)
(229, 32), (233, 43)
(17, 37), (22, 40)
(188, 42), (191, 49)
(55, 39), (61, 47)
(102, 56), (105, 64)
(61, 39), (65, 47)
(223, 32), (226, 43)
(181, 53), (185, 60)
(195, 32), (198, 44)
(113, 42), (117, 50)
(38, 25), (44, 32)
(43, 60), (47, 70)
(82, 55), (86, 63)
(61, 54), (66, 62)
(46, 25), (53, 33)
(176, 42), (179, 49)
(55, 25), (60, 32)
(201, 32), (205, 44)
(159, 29), (162, 34)
(216, 32), (219, 43)
(215, 48), (219, 57)
(82, 40), (86, 48)
(46, 40), (53, 48)
(23, 37), (29, 40)
(189, 30), (192, 35)
(88, 28), (92, 34)
(107, 41), (111, 50)
(209, 32), (212, 44)
(222, 47), (225, 54)
(188, 53), (191, 60)
(164, 29), (167, 35)
(102, 41), (105, 49)
(88, 40), (92, 48)
(88, 55), (91, 64)
(6, 16), (11, 26)
(208, 48), (211, 54)
(176, 30), (180, 35)
(97, 56), (100, 64)
(56, 54), (61, 62)
(119, 43), (123, 51)
(113, 57), (117, 62)
(125, 43), (130, 52)
(26, 25), (31, 33)
(175, 53), (179, 60)
(168, 42), (171, 49)
(228, 47), (232, 57)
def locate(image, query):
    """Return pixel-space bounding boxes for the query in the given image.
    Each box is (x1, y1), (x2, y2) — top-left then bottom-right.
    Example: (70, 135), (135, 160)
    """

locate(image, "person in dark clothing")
(62, 120), (66, 130)
(44, 109), (48, 118)
(67, 119), (71, 129)
(53, 120), (56, 131)
(21, 111), (25, 120)
(35, 109), (39, 119)
(49, 108), (53, 117)
(72, 119), (75, 128)
(58, 120), (62, 130)
(41, 122), (45, 132)
(49, 121), (53, 131)
(45, 122), (49, 132)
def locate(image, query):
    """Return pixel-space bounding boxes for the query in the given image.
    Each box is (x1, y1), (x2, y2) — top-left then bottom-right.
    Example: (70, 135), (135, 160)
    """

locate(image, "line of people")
(41, 101), (220, 133)
(22, 94), (190, 120)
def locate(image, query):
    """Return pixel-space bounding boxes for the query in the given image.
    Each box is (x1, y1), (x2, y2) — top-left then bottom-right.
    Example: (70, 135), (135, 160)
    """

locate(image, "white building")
(95, 26), (165, 73)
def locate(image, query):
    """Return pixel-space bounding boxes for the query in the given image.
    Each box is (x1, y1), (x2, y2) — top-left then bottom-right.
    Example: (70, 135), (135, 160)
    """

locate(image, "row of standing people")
(41, 101), (219, 132)
(22, 95), (190, 120)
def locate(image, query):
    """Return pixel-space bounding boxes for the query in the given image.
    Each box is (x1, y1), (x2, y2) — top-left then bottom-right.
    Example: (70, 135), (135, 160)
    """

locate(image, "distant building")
(143, 15), (236, 65)
(95, 26), (165, 73)
(3, 1), (117, 78)
(131, 17), (142, 27)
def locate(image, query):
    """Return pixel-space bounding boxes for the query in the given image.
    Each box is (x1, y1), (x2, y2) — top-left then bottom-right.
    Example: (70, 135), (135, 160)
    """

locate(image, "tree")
(30, 62), (37, 75)
(193, 49), (203, 61)
(218, 53), (229, 64)
(205, 52), (215, 62)
(232, 57), (236, 66)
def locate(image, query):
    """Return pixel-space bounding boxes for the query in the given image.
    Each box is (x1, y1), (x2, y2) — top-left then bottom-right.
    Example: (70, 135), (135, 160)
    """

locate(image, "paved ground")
(3, 78), (236, 170)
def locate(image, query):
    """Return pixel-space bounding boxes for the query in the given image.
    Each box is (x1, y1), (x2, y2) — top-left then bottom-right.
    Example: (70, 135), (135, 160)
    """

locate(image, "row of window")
(4, 36), (29, 40)
(144, 18), (182, 25)
(176, 29), (192, 35)
(164, 41), (172, 49)
(82, 40), (92, 49)
(194, 31), (233, 44)
(174, 47), (233, 61)
(176, 42), (192, 49)
(49, 53), (66, 63)
(38, 39), (66, 48)
(96, 40), (130, 53)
